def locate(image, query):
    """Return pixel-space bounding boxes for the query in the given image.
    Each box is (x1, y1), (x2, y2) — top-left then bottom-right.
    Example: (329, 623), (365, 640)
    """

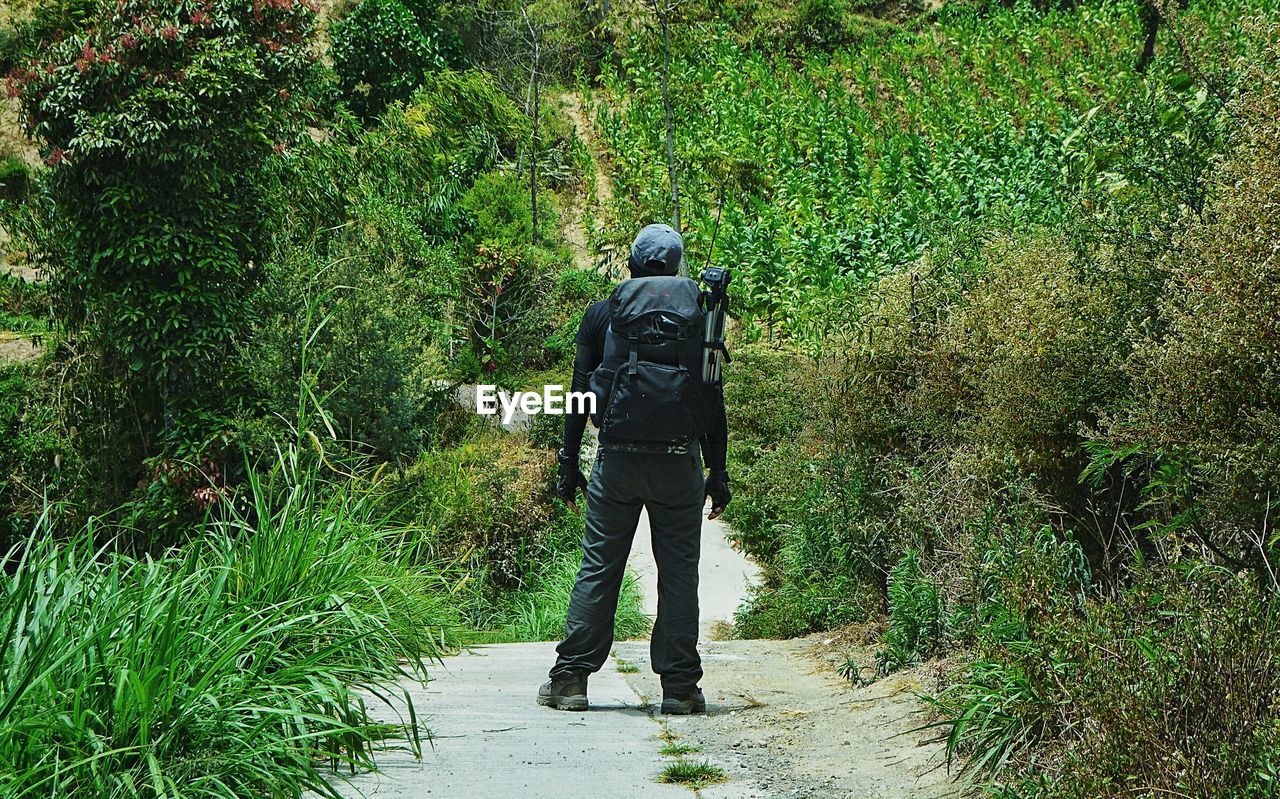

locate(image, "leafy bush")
(330, 0), (449, 121)
(722, 344), (816, 568)
(0, 0), (96, 72)
(1105, 57), (1280, 576)
(542, 267), (613, 360)
(931, 564), (1280, 798)
(458, 171), (569, 374)
(242, 207), (457, 463)
(0, 361), (76, 548)
(240, 69), (526, 463)
(0, 453), (462, 798)
(379, 431), (560, 592)
(374, 429), (650, 641)
(10, 0), (322, 512)
(0, 155), (29, 201)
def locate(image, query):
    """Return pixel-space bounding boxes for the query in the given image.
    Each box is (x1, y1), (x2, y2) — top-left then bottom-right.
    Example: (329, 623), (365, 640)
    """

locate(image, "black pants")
(550, 448), (705, 693)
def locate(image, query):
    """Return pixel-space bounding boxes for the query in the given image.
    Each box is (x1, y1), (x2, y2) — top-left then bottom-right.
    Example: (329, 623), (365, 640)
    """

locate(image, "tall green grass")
(599, 0), (1280, 338)
(0, 451), (464, 799)
(481, 551), (652, 643)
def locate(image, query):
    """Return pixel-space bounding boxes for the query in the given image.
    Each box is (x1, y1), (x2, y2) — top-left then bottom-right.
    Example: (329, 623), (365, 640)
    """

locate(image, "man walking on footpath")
(538, 223), (731, 715)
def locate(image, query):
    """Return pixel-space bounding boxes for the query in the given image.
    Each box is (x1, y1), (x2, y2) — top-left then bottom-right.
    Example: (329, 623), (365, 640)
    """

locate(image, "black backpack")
(588, 276), (716, 448)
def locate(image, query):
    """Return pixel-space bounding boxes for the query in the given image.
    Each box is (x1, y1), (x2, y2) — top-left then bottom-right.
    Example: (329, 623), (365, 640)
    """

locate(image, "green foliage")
(0, 361), (75, 547)
(463, 170), (545, 247)
(678, 8), (1280, 795)
(0, 156), (29, 201)
(601, 0), (1160, 337)
(10, 0), (322, 508)
(402, 69), (530, 171)
(930, 565), (1280, 798)
(657, 759), (729, 789)
(375, 429), (647, 641)
(721, 345), (815, 566)
(877, 550), (945, 674)
(330, 0), (451, 121)
(1105, 59), (1280, 572)
(241, 69), (526, 463)
(542, 267), (612, 360)
(0, 0), (96, 72)
(457, 171), (570, 375)
(379, 430), (560, 588)
(0, 452), (463, 798)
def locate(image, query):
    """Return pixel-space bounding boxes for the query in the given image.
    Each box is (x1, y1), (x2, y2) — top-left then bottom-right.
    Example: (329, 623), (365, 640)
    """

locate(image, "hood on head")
(628, 223), (684, 277)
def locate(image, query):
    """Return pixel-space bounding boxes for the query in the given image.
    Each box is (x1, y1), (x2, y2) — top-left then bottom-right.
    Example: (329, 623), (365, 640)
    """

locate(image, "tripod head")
(700, 266), (731, 295)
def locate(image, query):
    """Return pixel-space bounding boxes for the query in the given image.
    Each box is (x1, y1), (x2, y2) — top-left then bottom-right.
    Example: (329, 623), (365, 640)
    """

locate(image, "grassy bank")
(0, 453), (457, 798)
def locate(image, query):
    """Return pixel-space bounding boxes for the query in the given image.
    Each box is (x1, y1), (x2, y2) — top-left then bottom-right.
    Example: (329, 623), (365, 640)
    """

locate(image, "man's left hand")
(556, 448), (588, 512)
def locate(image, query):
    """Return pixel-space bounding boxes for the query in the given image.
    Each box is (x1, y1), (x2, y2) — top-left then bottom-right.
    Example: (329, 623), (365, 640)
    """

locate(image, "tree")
(11, 0), (320, 497)
(330, 0), (451, 121)
(460, 0), (579, 246)
(645, 0), (683, 247)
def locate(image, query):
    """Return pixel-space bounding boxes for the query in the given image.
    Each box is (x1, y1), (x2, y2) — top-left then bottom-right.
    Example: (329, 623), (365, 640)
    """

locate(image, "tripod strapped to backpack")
(699, 266), (731, 384)
(699, 191), (731, 385)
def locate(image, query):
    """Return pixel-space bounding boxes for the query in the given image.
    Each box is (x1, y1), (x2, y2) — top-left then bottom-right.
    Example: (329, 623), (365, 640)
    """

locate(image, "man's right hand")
(556, 448), (588, 512)
(705, 470), (731, 520)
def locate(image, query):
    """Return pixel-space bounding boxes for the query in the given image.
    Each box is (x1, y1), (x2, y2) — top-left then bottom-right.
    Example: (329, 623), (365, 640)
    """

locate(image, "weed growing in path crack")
(660, 742), (700, 757)
(657, 760), (728, 789)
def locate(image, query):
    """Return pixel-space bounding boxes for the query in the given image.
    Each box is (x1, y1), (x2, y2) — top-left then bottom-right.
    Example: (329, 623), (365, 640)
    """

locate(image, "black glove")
(705, 470), (731, 513)
(556, 448), (588, 507)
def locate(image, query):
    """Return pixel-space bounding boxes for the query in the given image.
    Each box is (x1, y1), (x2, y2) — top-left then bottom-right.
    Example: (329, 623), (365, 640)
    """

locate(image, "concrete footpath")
(327, 503), (761, 798)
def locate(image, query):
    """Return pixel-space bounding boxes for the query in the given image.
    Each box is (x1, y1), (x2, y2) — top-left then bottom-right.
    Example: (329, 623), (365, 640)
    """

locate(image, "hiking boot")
(661, 687), (706, 715)
(537, 674), (588, 711)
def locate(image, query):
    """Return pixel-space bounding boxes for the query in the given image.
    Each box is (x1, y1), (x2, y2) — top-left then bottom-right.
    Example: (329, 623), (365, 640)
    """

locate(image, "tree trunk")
(657, 4), (682, 265)
(1136, 0), (1160, 74)
(531, 64), (540, 246)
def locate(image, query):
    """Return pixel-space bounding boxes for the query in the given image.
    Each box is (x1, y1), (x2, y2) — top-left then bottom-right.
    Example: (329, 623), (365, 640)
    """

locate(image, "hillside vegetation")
(596, 0), (1280, 795)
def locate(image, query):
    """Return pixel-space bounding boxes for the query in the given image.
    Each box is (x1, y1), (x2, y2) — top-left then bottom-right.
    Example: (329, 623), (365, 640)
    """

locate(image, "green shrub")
(0, 0), (96, 72)
(722, 344), (816, 568)
(462, 170), (548, 249)
(374, 431), (650, 641)
(0, 156), (29, 201)
(401, 70), (530, 176)
(543, 267), (612, 360)
(330, 0), (449, 121)
(379, 431), (560, 591)
(734, 574), (869, 639)
(932, 565), (1280, 798)
(1106, 60), (1280, 576)
(458, 172), (568, 374)
(877, 550), (946, 674)
(240, 71), (527, 463)
(241, 211), (457, 464)
(10, 0), (322, 515)
(0, 361), (76, 547)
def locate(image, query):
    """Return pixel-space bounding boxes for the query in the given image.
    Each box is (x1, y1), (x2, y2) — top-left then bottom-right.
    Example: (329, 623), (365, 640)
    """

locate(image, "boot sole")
(538, 694), (588, 711)
(661, 698), (706, 715)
